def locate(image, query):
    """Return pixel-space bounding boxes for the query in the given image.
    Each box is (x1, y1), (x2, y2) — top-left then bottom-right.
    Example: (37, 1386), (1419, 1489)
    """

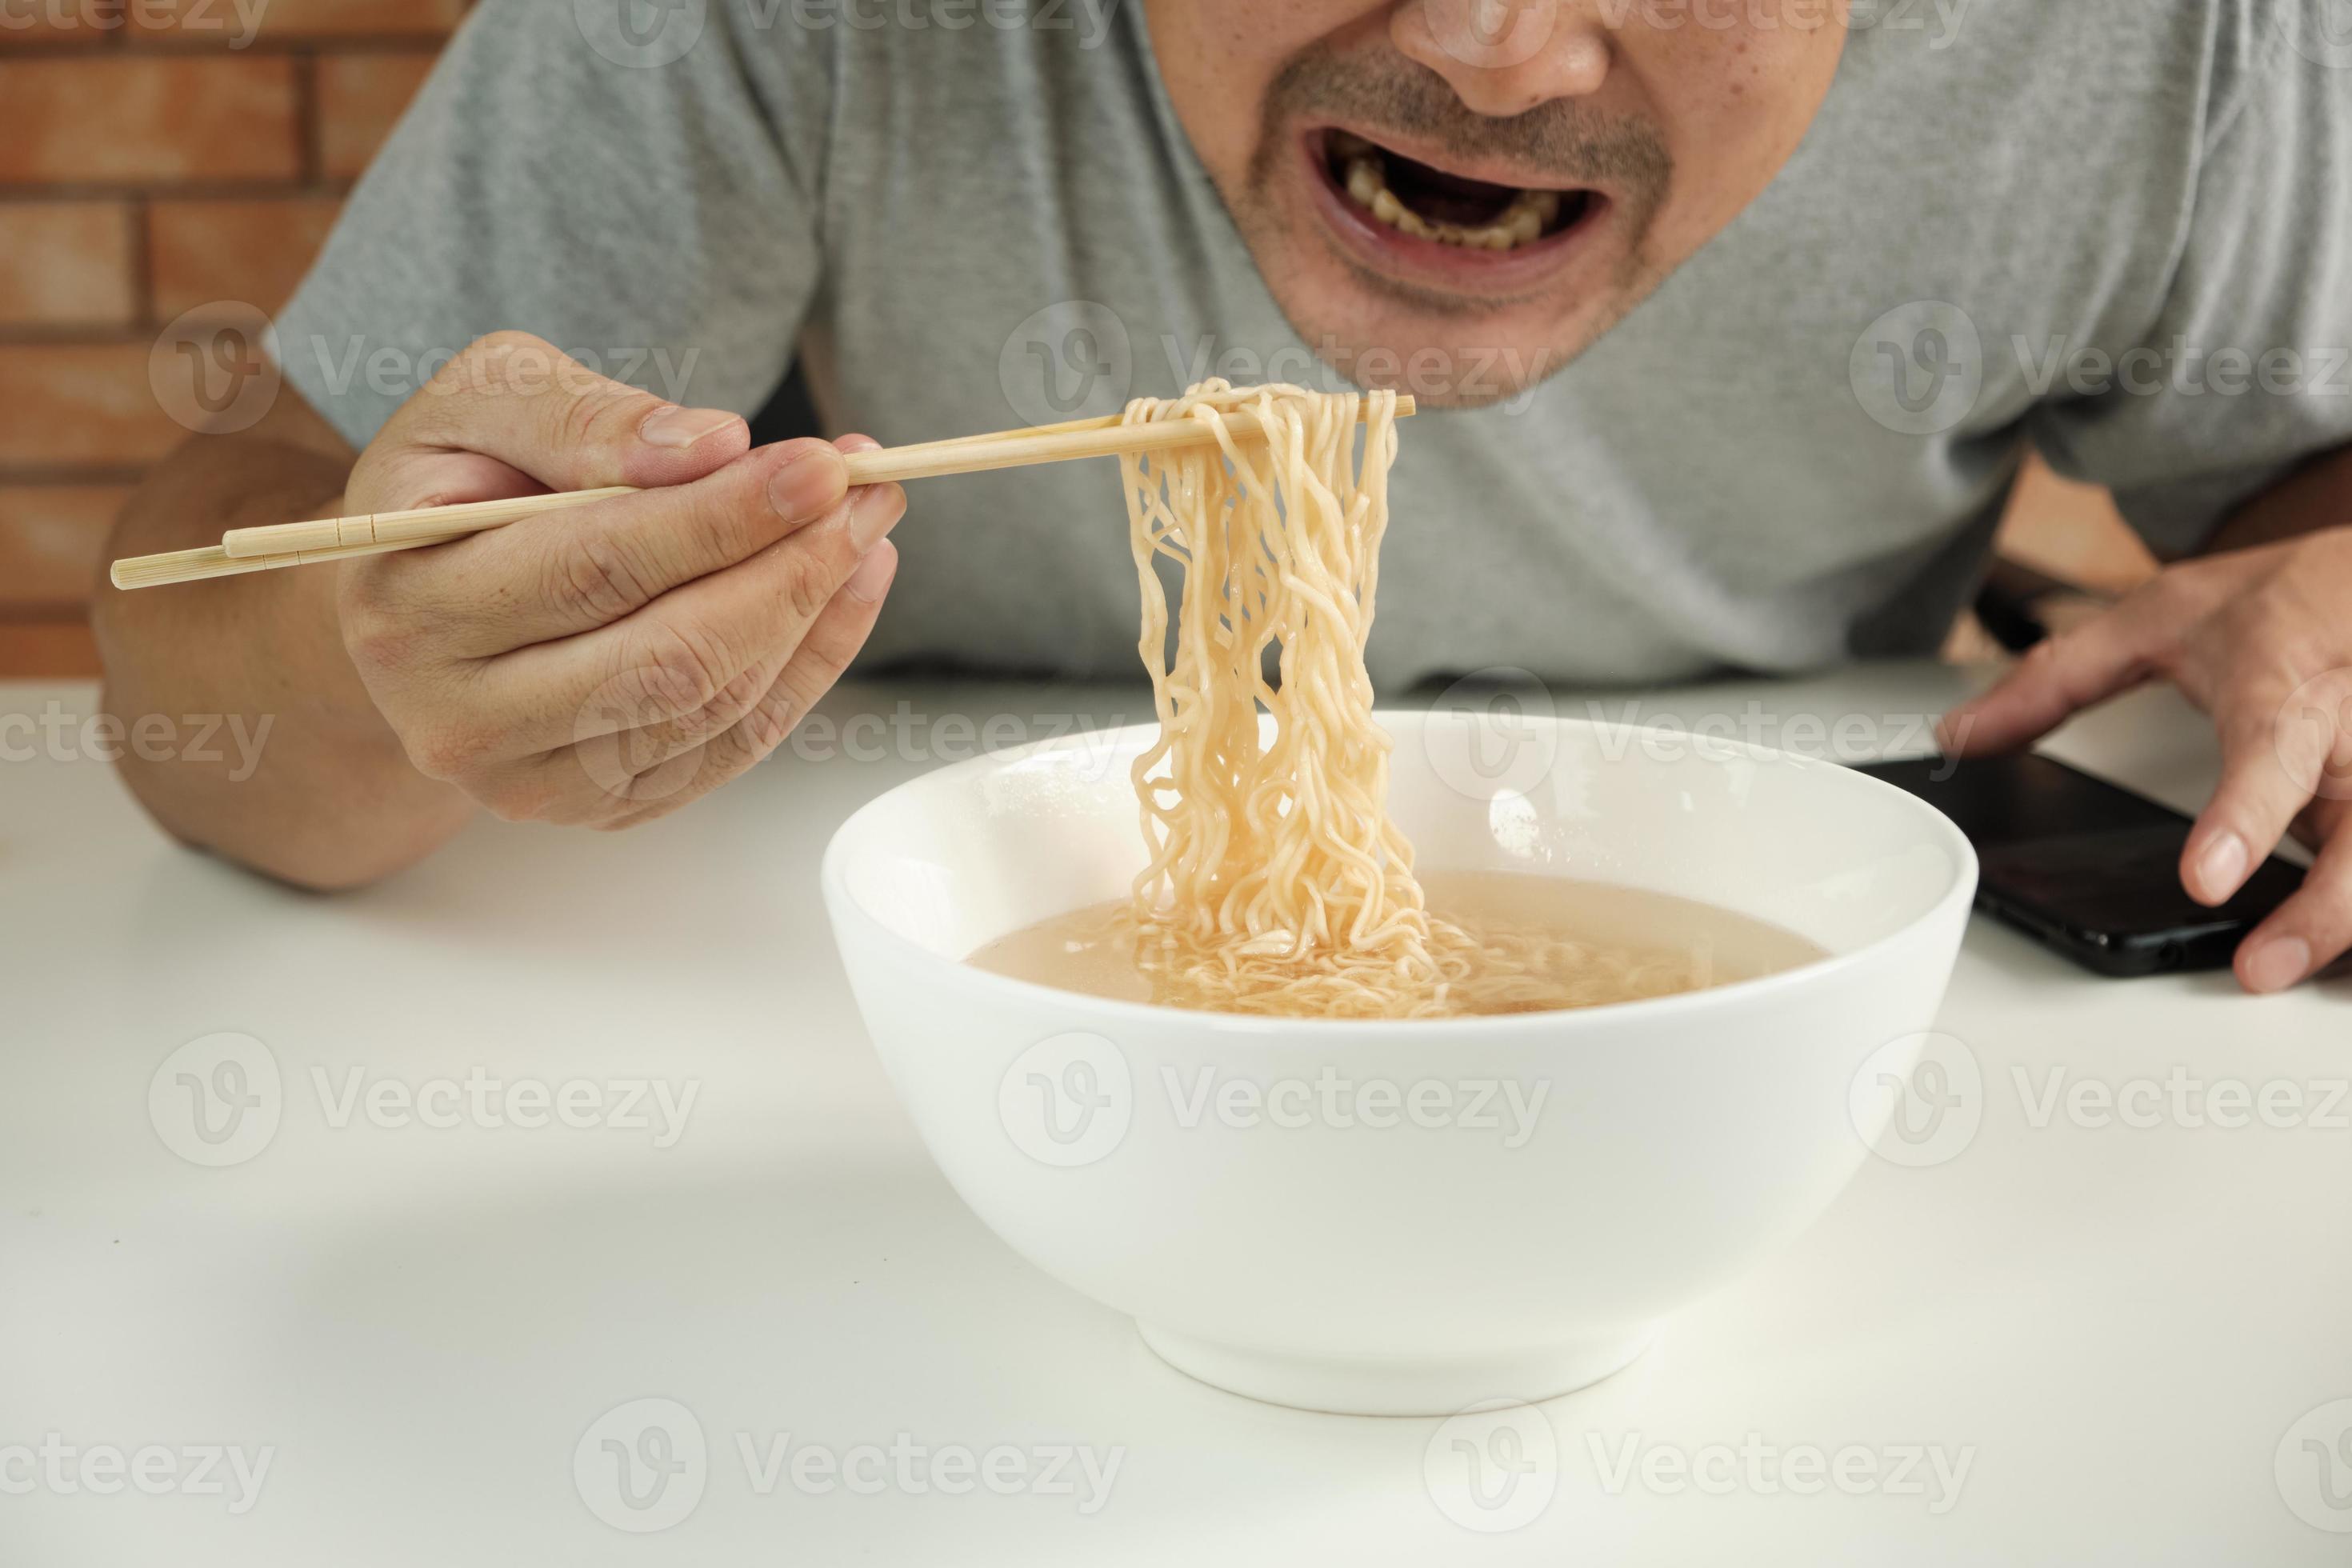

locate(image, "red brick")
(134, 0), (462, 41)
(316, 50), (437, 179)
(0, 618), (99, 678)
(0, 485), (128, 607)
(150, 197), (341, 318)
(0, 203), (136, 327)
(0, 344), (187, 467)
(0, 58), (298, 183)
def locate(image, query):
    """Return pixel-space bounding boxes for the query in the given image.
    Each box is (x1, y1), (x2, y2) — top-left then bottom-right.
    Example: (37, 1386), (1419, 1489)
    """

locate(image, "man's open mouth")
(1314, 129), (1597, 256)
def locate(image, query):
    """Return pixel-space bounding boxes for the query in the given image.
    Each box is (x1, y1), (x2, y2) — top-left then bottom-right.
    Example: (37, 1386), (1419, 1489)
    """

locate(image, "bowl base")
(1135, 1321), (1657, 1417)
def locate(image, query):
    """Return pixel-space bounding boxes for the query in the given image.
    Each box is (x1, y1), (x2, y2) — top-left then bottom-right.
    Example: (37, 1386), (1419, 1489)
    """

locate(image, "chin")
(1245, 122), (1666, 408)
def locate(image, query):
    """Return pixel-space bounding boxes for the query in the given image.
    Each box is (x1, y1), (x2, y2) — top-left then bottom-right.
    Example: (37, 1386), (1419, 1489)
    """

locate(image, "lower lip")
(1301, 131), (1609, 297)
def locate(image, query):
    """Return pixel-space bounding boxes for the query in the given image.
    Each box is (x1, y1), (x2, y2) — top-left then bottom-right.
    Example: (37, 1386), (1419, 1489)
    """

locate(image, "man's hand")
(337, 331), (905, 830)
(1938, 529), (2352, 993)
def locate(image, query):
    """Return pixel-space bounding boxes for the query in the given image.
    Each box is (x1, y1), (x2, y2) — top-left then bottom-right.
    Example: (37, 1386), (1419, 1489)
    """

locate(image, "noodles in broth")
(1110, 381), (1736, 1019)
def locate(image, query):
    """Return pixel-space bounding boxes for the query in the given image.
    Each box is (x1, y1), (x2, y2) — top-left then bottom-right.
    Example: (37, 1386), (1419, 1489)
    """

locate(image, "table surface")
(3, 664), (2347, 1566)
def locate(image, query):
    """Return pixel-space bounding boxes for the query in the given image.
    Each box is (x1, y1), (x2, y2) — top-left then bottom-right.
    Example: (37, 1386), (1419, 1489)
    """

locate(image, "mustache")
(1254, 44), (1674, 193)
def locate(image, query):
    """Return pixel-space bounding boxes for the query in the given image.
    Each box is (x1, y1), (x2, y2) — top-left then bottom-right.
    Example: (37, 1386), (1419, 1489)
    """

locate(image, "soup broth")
(967, 870), (1827, 1018)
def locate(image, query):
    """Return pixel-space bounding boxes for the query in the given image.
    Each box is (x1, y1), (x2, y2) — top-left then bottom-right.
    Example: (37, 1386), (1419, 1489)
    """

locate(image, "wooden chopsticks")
(109, 395), (1417, 591)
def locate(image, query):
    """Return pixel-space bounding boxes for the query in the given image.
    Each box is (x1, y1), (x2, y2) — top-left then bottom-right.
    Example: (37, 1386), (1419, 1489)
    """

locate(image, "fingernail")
(844, 540), (898, 603)
(2244, 935), (2310, 994)
(640, 405), (738, 449)
(848, 482), (906, 553)
(766, 444), (847, 518)
(2198, 833), (2248, 900)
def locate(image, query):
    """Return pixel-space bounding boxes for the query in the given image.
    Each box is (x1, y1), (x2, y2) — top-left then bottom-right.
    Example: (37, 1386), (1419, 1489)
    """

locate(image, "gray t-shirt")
(275, 0), (2352, 687)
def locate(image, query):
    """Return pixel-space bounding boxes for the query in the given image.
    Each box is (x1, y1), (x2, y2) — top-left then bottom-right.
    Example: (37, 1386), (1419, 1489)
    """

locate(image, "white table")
(3, 666), (2346, 1566)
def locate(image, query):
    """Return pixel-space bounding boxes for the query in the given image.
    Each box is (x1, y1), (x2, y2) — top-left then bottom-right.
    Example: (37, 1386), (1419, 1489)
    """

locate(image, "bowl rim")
(819, 710), (1979, 1040)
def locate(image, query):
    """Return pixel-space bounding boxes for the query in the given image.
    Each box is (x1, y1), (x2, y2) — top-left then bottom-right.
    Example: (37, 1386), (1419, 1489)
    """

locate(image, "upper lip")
(1312, 122), (1602, 199)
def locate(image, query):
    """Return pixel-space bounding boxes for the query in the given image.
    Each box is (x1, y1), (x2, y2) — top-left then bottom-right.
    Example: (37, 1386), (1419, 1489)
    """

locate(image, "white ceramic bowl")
(822, 711), (1975, 1415)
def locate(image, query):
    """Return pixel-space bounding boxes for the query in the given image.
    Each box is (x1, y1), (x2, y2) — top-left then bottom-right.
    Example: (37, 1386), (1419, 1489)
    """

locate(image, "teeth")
(1335, 147), (1564, 253)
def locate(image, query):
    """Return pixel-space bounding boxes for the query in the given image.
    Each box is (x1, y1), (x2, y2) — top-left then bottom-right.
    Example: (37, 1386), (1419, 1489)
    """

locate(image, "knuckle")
(478, 778), (553, 824)
(635, 619), (732, 717)
(462, 330), (553, 380)
(403, 722), (486, 783)
(702, 662), (776, 734)
(551, 381), (658, 458)
(739, 691), (800, 758)
(337, 594), (413, 674)
(782, 543), (845, 625)
(422, 330), (546, 404)
(547, 534), (654, 626)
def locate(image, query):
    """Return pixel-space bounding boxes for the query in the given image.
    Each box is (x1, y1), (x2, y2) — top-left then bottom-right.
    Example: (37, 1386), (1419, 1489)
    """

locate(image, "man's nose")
(1391, 0), (1613, 117)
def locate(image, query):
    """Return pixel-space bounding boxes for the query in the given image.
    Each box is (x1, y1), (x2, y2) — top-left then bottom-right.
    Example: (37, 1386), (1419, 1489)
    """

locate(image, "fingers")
(479, 538), (899, 827)
(2234, 801), (2352, 994)
(2182, 673), (2322, 905)
(1936, 592), (2170, 755)
(466, 477), (906, 758)
(374, 331), (749, 495)
(597, 541), (899, 830)
(393, 438), (852, 654)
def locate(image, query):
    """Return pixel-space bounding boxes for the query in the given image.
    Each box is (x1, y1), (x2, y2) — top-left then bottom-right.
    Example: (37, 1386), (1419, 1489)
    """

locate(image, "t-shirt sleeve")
(274, 0), (830, 450)
(2026, 18), (2352, 558)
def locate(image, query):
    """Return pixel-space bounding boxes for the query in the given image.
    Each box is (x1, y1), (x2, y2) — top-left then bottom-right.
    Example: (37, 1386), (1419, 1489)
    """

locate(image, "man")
(95, 0), (2352, 991)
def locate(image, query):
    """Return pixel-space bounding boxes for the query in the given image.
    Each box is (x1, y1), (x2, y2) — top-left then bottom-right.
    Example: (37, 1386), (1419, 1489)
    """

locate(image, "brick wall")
(0, 0), (454, 675)
(0, 1), (2150, 680)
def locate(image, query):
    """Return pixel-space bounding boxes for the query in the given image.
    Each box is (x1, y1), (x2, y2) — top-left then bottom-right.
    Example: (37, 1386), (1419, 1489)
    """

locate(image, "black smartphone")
(1854, 752), (2305, 976)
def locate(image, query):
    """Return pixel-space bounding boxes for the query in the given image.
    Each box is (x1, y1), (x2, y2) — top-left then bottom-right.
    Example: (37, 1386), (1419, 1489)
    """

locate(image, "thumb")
(374, 330), (749, 495)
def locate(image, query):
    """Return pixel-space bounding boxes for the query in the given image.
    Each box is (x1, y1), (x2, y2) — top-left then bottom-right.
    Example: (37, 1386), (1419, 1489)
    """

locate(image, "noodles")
(1115, 380), (1712, 1019)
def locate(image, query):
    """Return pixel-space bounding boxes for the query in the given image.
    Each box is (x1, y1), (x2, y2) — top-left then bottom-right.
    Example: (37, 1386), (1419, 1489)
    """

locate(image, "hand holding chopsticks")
(110, 395), (1417, 590)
